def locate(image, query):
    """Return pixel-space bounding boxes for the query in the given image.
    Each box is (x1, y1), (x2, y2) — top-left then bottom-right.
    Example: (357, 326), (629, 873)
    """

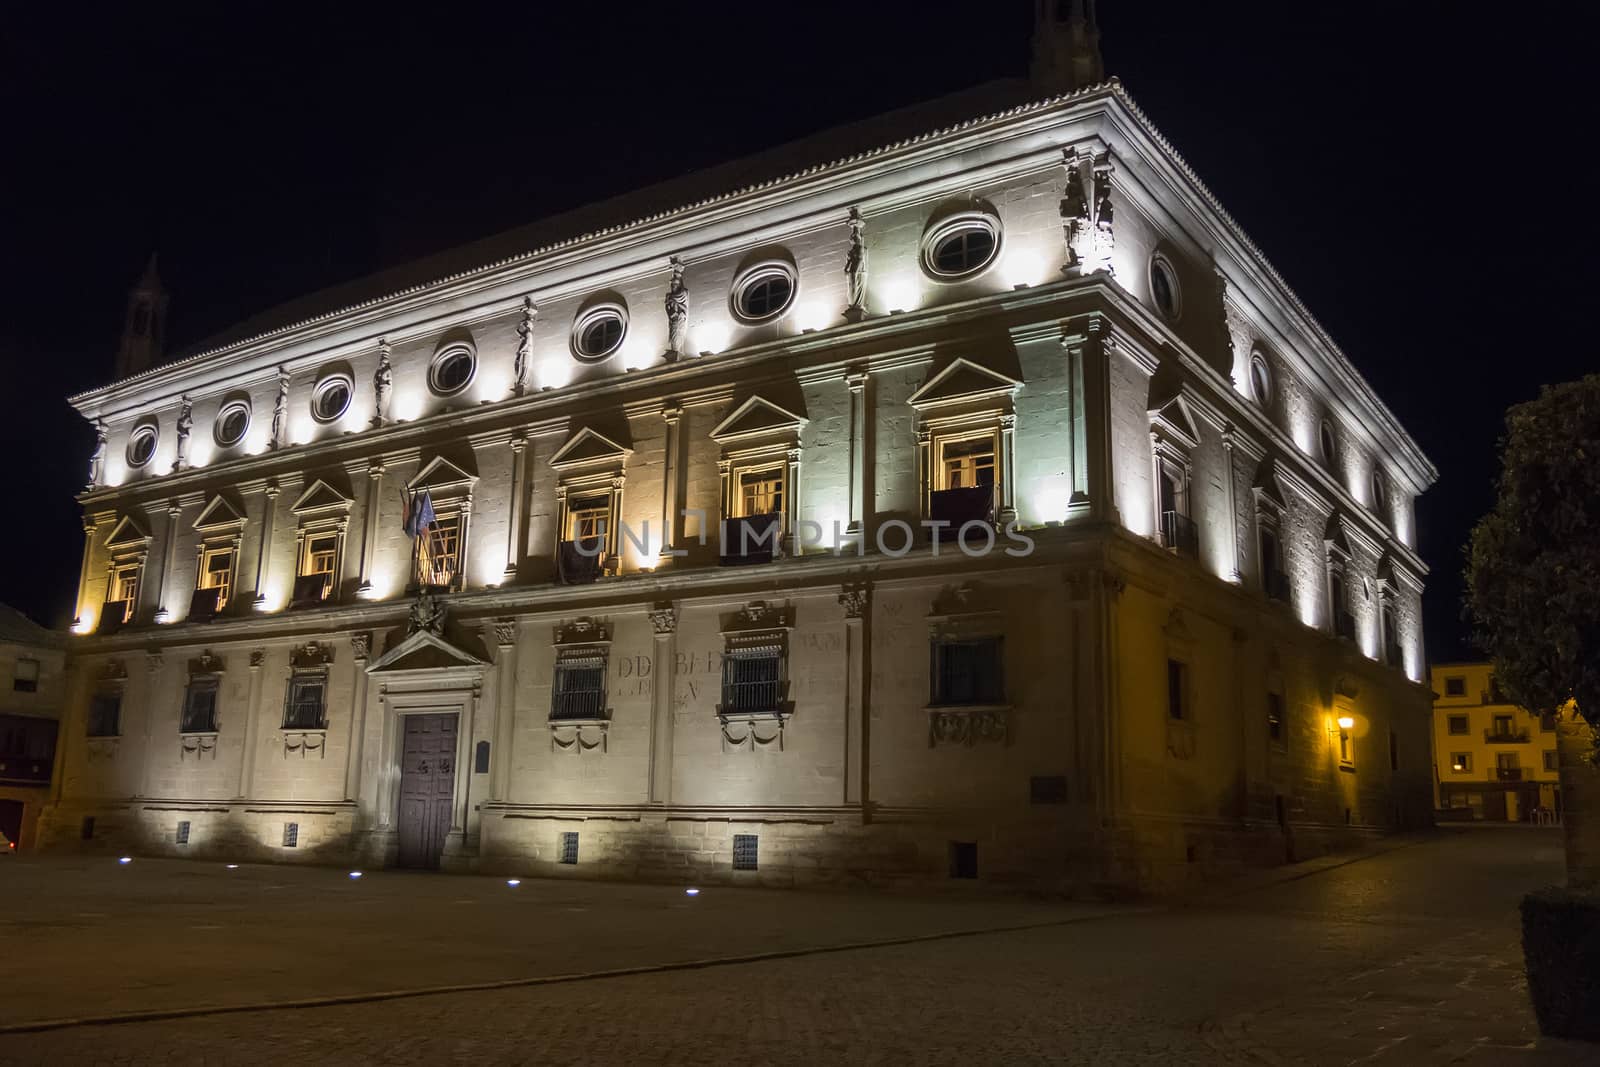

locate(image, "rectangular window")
(1029, 776), (1069, 804)
(565, 495), (610, 542)
(295, 533), (339, 603)
(1167, 659), (1188, 721)
(419, 512), (462, 588)
(1496, 752), (1520, 780)
(940, 435), (996, 490)
(1492, 714), (1515, 737)
(13, 658), (39, 693)
(181, 676), (220, 733)
(721, 645), (784, 715)
(108, 562), (140, 622)
(732, 833), (759, 871)
(87, 690), (122, 738)
(1266, 691), (1285, 747)
(551, 649), (607, 721)
(737, 468), (784, 519)
(1338, 727), (1352, 766)
(1450, 752), (1472, 773)
(1447, 714), (1469, 736)
(1543, 750), (1558, 772)
(559, 831), (580, 865)
(1258, 528), (1286, 601)
(282, 674), (327, 730)
(930, 637), (1005, 706)
(199, 545), (234, 609)
(175, 820), (191, 846)
(948, 841), (978, 879)
(282, 822), (299, 848)
(1444, 676), (1466, 697)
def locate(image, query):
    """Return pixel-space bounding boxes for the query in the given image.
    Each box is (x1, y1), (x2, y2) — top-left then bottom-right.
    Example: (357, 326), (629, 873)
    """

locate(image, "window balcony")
(96, 602), (131, 634)
(1263, 569), (1291, 604)
(720, 515), (782, 566)
(1484, 727), (1531, 744)
(1333, 609), (1357, 641)
(1496, 767), (1524, 781)
(720, 677), (786, 716)
(1159, 510), (1199, 557)
(929, 486), (994, 541)
(188, 587), (222, 623)
(289, 574), (334, 610)
(557, 538), (605, 585)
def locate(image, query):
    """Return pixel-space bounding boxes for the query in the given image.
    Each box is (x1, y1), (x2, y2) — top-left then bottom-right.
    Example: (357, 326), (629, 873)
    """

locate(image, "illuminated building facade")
(40, 11), (1437, 892)
(1431, 663), (1564, 822)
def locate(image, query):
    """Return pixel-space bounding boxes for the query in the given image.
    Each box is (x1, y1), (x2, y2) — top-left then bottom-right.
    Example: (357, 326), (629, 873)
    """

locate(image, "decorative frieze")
(282, 731), (328, 759)
(493, 618), (518, 648)
(1060, 144), (1114, 276)
(180, 732), (219, 761)
(290, 641), (333, 670)
(350, 632), (371, 661)
(554, 617), (609, 646)
(928, 707), (1009, 747)
(839, 583), (871, 619)
(551, 721), (609, 755)
(648, 604), (678, 635)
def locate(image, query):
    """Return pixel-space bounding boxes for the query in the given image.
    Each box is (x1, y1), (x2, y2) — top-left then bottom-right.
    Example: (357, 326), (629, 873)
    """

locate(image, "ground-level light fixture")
(118, 856), (132, 865)
(685, 887), (700, 896)
(348, 871), (363, 879)
(225, 864), (239, 869)
(506, 879), (521, 887)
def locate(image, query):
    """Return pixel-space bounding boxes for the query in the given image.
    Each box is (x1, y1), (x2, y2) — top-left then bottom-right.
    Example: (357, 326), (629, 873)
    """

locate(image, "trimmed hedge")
(1522, 887), (1600, 1041)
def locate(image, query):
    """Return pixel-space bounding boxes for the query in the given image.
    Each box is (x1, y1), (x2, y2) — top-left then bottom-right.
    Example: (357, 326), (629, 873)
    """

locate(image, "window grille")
(282, 674), (326, 730)
(175, 821), (191, 845)
(282, 822), (299, 848)
(732, 834), (759, 871)
(559, 831), (580, 865)
(551, 650), (607, 721)
(721, 645), (784, 715)
(930, 637), (1004, 706)
(181, 677), (220, 733)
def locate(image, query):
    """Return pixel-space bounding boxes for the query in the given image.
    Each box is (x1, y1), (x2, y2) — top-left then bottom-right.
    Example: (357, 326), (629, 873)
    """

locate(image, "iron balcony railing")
(1496, 767), (1524, 781)
(720, 515), (782, 566)
(1159, 510), (1199, 557)
(1485, 727), (1531, 744)
(928, 486), (994, 542)
(557, 538), (605, 584)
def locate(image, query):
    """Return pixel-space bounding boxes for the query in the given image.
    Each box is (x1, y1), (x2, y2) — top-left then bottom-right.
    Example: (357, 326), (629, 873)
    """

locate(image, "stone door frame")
(371, 669), (481, 862)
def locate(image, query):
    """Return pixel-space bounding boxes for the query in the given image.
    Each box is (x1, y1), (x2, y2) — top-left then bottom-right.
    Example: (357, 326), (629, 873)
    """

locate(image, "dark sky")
(1, 2), (1586, 659)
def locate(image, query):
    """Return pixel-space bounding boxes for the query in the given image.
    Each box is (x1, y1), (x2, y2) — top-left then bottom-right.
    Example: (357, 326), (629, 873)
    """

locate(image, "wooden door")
(398, 713), (457, 869)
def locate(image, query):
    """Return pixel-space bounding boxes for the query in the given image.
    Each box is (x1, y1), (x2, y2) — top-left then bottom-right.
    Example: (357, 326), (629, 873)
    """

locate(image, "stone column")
(344, 634), (371, 802)
(845, 372), (868, 536)
(237, 649), (265, 798)
(658, 405), (682, 564)
(72, 518), (96, 631)
(138, 651), (164, 798)
(647, 605), (677, 804)
(253, 482), (279, 608)
(839, 584), (871, 809)
(490, 619), (518, 802)
(1221, 427), (1242, 583)
(503, 435), (527, 580)
(356, 462), (384, 598)
(152, 501), (182, 623)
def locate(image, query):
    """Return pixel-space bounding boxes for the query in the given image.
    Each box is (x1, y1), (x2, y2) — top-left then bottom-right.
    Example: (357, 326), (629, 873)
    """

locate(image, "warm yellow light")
(1337, 715), (1354, 730)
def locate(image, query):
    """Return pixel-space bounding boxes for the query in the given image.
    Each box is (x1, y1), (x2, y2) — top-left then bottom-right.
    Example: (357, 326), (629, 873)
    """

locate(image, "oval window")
(127, 425), (158, 468)
(1150, 254), (1182, 320)
(312, 376), (352, 424)
(920, 213), (1002, 280)
(731, 262), (797, 324)
(429, 344), (476, 397)
(1319, 419), (1338, 465)
(215, 402), (250, 447)
(571, 304), (628, 363)
(1249, 351), (1273, 406)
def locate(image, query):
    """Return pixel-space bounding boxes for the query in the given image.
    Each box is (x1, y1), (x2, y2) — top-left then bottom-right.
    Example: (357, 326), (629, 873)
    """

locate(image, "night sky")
(1, 2), (1585, 660)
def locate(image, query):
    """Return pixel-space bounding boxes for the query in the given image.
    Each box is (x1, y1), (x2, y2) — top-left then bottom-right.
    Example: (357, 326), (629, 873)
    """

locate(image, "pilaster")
(647, 604), (677, 804)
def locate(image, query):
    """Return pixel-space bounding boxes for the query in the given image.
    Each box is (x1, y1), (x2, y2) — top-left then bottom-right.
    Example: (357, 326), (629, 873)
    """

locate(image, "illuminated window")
(1338, 725), (1353, 766)
(930, 636), (1004, 706)
(198, 545), (234, 610)
(282, 673), (326, 730)
(298, 533), (339, 602)
(921, 212), (1001, 280)
(108, 562), (141, 622)
(720, 643), (785, 716)
(1451, 752), (1472, 773)
(940, 435), (996, 490)
(571, 305), (627, 362)
(1447, 714), (1469, 736)
(565, 496), (610, 542)
(418, 513), (462, 589)
(13, 658), (39, 693)
(127, 425), (158, 468)
(731, 262), (797, 323)
(181, 676), (219, 734)
(737, 468), (784, 519)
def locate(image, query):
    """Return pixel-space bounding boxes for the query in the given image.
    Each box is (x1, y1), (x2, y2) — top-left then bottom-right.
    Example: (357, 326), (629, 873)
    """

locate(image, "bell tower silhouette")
(1030, 0), (1105, 95)
(116, 254), (168, 379)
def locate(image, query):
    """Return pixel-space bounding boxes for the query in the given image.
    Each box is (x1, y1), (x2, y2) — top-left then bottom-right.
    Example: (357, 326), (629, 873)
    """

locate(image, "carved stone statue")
(372, 340), (393, 427)
(87, 418), (107, 488)
(664, 256), (689, 361)
(513, 297), (536, 396)
(1061, 146), (1115, 276)
(173, 395), (193, 472)
(408, 587), (446, 636)
(844, 207), (868, 323)
(269, 368), (289, 451)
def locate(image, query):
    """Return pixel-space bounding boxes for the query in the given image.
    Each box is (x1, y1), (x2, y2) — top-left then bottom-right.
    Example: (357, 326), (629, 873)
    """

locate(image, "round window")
(920, 213), (1002, 280)
(429, 344), (476, 397)
(215, 401), (251, 448)
(730, 262), (797, 324)
(1319, 419), (1338, 464)
(312, 375), (352, 424)
(1249, 352), (1273, 406)
(127, 425), (158, 468)
(571, 304), (628, 363)
(1149, 254), (1182, 320)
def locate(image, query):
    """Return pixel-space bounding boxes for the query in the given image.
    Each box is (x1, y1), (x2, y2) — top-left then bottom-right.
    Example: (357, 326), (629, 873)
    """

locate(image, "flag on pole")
(405, 491), (437, 539)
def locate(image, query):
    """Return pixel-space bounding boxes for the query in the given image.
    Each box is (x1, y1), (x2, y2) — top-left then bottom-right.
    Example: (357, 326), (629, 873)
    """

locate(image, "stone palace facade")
(40, 17), (1437, 894)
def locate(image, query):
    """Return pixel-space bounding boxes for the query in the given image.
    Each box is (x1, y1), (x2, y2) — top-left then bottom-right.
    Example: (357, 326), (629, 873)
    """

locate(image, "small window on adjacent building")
(930, 637), (1005, 706)
(181, 676), (220, 734)
(551, 648), (607, 721)
(1493, 714), (1515, 738)
(1166, 659), (1188, 721)
(1544, 750), (1559, 772)
(948, 841), (978, 879)
(732, 833), (759, 871)
(87, 690), (122, 738)
(282, 822), (299, 848)
(1447, 714), (1469, 736)
(1266, 691), (1285, 748)
(175, 820), (191, 846)
(282, 673), (327, 730)
(1444, 676), (1466, 697)
(1496, 752), (1520, 779)
(1450, 752), (1472, 773)
(1029, 776), (1069, 804)
(559, 831), (580, 865)
(13, 658), (39, 693)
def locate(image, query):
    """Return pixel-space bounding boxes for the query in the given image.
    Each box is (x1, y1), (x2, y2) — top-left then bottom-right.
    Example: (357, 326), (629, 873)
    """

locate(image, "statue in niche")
(173, 395), (193, 471)
(269, 369), (289, 450)
(664, 255), (688, 361)
(87, 419), (107, 488)
(513, 296), (536, 396)
(844, 207), (868, 323)
(372, 339), (393, 427)
(1061, 146), (1114, 276)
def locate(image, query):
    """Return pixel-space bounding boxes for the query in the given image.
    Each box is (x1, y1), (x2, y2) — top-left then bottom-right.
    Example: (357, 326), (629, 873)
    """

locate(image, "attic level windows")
(1370, 468), (1388, 518)
(1249, 351), (1273, 406)
(214, 401), (250, 448)
(1149, 253), (1182, 320)
(127, 425), (158, 468)
(1318, 419), (1338, 466)
(311, 375), (352, 424)
(429, 343), (476, 397)
(921, 212), (1001, 280)
(571, 304), (627, 363)
(731, 262), (797, 324)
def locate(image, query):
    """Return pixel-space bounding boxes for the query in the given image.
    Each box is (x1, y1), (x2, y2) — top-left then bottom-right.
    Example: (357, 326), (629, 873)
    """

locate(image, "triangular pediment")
(907, 358), (1021, 411)
(1149, 395), (1201, 450)
(104, 514), (151, 549)
(367, 628), (489, 674)
(1324, 514), (1353, 559)
(708, 396), (807, 444)
(1252, 458), (1287, 511)
(550, 427), (631, 471)
(291, 478), (353, 515)
(407, 455), (478, 494)
(193, 494), (246, 532)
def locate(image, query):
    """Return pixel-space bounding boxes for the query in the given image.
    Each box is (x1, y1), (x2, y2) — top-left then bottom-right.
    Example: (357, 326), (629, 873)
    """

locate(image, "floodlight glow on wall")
(393, 390), (424, 423)
(1337, 715), (1354, 730)
(795, 301), (831, 332)
(881, 279), (918, 314)
(695, 321), (731, 356)
(1003, 249), (1046, 289)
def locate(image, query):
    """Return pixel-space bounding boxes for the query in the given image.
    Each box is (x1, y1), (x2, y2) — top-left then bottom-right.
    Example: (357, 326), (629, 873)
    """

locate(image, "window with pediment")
(1251, 460), (1290, 605)
(716, 601), (793, 752)
(908, 359), (1021, 541)
(289, 478), (353, 607)
(98, 515), (152, 633)
(1324, 515), (1357, 641)
(407, 456), (477, 593)
(709, 397), (806, 565)
(190, 495), (246, 622)
(549, 427), (631, 583)
(1148, 391), (1202, 558)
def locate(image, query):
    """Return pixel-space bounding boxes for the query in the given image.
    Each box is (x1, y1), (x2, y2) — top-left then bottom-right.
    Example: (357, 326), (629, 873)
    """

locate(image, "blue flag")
(404, 490), (437, 538)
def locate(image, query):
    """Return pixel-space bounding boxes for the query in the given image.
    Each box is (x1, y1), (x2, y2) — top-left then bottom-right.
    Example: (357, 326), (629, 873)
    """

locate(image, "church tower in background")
(115, 254), (167, 380)
(1030, 0), (1105, 94)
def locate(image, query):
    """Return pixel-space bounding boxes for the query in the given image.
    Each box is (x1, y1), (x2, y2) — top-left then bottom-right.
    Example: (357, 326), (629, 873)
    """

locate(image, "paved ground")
(0, 826), (1587, 1064)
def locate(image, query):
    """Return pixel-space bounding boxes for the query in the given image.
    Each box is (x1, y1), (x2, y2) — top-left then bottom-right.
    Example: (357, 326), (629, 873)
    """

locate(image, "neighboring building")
(1432, 663), (1563, 822)
(40, 9), (1437, 893)
(0, 604), (66, 850)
